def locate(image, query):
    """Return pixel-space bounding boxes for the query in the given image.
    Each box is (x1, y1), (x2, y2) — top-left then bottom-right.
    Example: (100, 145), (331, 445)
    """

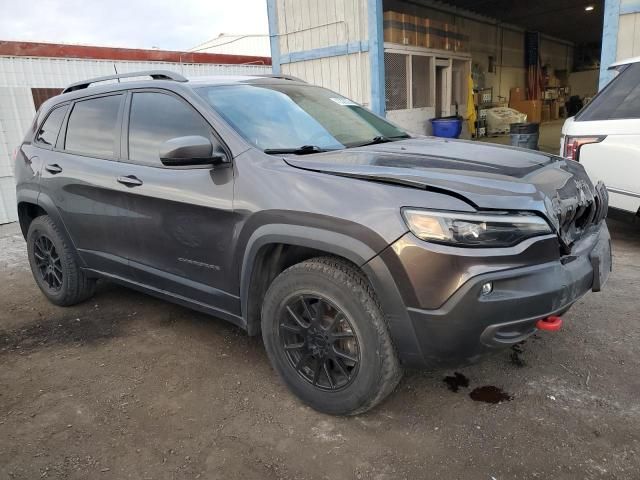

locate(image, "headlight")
(402, 209), (552, 247)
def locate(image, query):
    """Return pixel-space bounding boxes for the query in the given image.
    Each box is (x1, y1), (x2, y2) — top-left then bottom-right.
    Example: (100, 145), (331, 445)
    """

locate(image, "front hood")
(285, 138), (607, 248)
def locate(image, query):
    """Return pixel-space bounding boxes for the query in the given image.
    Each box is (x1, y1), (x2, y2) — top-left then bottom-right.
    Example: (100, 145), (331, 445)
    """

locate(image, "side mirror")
(159, 135), (227, 167)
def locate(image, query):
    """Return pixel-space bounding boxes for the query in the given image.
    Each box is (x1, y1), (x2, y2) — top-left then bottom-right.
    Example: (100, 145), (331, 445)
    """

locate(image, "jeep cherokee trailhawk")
(15, 71), (611, 415)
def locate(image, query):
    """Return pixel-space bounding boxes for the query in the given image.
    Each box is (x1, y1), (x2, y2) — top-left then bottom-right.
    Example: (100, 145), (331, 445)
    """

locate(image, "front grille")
(555, 180), (608, 248)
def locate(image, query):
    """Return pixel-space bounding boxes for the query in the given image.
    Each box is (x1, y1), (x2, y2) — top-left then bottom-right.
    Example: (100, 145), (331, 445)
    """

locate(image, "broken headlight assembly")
(401, 209), (553, 247)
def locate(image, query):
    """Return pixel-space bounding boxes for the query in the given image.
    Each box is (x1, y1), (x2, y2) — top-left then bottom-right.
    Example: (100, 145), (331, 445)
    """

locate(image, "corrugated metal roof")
(0, 40), (271, 66)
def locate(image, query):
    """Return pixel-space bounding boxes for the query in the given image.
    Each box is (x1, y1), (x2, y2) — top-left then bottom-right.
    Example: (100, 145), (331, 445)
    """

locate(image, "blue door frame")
(266, 0), (387, 116)
(600, 0), (640, 89)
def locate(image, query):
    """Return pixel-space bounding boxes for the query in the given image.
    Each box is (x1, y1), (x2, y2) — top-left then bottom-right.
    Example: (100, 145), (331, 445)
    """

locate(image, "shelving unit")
(473, 87), (493, 138)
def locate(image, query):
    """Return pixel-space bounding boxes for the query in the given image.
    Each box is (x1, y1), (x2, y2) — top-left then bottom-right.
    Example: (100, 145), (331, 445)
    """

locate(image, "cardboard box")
(509, 87), (524, 104)
(510, 100), (543, 124)
(384, 11), (411, 45)
(444, 23), (455, 51)
(383, 11), (466, 52)
(547, 75), (560, 87)
(427, 18), (446, 50)
(455, 33), (469, 52)
(416, 18), (429, 48)
(404, 14), (419, 46)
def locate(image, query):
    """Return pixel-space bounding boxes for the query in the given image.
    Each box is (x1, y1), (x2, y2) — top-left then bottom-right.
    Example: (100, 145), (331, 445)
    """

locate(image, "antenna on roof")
(113, 64), (120, 83)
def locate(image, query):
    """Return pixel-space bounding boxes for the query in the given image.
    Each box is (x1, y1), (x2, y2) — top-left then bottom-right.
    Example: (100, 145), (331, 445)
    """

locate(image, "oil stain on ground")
(469, 386), (513, 404)
(0, 311), (131, 355)
(443, 372), (470, 392)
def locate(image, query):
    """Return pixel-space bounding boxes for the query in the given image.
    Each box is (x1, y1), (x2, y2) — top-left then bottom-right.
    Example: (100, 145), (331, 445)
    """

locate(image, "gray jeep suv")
(15, 71), (611, 415)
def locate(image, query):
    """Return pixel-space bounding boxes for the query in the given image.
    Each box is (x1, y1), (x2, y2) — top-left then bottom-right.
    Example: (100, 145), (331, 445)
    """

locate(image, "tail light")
(563, 135), (605, 161)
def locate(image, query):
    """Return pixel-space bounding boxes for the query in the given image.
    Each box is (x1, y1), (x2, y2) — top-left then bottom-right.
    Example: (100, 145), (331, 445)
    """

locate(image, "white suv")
(561, 57), (640, 220)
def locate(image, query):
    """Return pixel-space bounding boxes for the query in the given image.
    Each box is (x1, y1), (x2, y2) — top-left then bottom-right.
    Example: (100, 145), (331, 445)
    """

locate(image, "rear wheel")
(27, 215), (95, 306)
(261, 257), (402, 415)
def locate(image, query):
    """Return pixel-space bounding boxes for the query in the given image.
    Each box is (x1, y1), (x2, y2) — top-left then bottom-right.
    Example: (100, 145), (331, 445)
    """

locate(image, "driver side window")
(128, 92), (212, 166)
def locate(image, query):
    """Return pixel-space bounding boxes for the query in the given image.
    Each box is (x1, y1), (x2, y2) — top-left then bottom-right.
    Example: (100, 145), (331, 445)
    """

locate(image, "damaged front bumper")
(393, 222), (611, 368)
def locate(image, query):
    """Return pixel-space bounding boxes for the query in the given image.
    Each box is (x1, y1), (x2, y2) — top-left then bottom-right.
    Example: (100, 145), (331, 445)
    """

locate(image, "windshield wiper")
(346, 135), (410, 148)
(263, 145), (330, 155)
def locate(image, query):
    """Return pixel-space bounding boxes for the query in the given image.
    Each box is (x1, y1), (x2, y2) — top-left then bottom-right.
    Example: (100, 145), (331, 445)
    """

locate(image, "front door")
(115, 90), (238, 315)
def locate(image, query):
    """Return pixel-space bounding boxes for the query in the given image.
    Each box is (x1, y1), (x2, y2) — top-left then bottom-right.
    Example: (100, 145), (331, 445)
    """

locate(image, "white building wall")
(276, 0), (368, 53)
(274, 0), (372, 106)
(0, 56), (271, 224)
(617, 12), (640, 59)
(284, 53), (370, 106)
(190, 35), (271, 58)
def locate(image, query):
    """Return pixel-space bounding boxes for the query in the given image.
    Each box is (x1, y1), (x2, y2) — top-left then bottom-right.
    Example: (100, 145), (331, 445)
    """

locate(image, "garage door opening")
(380, 0), (604, 153)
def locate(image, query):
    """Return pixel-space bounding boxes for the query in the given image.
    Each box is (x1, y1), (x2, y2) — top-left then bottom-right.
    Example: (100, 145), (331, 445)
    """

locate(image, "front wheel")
(261, 257), (402, 415)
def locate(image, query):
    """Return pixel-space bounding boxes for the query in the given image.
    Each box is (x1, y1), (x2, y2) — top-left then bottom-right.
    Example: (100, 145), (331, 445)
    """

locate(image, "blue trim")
(600, 0), (620, 89)
(280, 42), (369, 64)
(620, 0), (640, 14)
(368, 0), (385, 115)
(266, 0), (281, 74)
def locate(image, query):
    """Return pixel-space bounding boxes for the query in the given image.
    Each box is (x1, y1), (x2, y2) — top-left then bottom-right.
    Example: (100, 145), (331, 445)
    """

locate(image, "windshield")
(197, 83), (409, 152)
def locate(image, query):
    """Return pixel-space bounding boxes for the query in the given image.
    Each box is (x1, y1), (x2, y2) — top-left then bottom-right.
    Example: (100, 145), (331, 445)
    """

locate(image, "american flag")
(525, 32), (543, 100)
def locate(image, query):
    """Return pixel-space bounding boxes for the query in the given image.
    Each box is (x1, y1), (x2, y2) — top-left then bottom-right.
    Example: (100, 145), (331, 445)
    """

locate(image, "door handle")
(117, 175), (143, 187)
(45, 163), (63, 174)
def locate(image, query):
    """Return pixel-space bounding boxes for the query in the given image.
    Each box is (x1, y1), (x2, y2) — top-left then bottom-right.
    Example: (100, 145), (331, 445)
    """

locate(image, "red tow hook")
(536, 315), (563, 332)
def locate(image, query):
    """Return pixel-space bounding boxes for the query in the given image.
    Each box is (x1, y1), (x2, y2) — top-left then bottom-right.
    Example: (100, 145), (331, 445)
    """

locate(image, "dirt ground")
(1, 219), (639, 480)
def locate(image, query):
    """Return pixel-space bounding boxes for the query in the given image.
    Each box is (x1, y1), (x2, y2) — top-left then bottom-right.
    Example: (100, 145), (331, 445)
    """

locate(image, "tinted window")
(128, 92), (211, 165)
(577, 63), (640, 121)
(65, 95), (122, 158)
(35, 105), (67, 147)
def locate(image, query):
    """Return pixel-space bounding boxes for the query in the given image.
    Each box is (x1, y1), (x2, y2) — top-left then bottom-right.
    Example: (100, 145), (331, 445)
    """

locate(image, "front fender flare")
(240, 224), (424, 366)
(240, 224), (378, 320)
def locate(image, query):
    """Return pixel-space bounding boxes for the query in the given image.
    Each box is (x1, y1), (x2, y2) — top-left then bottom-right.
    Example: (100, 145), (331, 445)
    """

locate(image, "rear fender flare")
(34, 192), (86, 267)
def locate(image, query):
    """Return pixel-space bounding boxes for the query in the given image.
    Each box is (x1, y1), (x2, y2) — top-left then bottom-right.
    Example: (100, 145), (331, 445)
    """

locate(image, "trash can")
(430, 116), (463, 139)
(509, 122), (539, 150)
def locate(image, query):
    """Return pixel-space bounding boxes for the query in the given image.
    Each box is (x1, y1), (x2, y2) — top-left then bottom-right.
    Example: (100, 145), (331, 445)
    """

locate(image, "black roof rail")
(62, 70), (188, 94)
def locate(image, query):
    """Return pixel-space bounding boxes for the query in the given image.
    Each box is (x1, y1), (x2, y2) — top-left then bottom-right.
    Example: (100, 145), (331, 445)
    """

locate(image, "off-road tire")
(261, 256), (402, 415)
(26, 215), (96, 306)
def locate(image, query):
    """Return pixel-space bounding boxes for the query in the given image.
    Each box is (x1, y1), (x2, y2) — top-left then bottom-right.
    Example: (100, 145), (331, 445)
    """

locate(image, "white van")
(561, 57), (640, 221)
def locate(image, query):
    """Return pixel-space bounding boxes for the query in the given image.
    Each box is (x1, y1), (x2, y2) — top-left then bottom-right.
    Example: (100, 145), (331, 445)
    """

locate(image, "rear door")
(566, 62), (640, 214)
(115, 89), (238, 315)
(38, 92), (134, 279)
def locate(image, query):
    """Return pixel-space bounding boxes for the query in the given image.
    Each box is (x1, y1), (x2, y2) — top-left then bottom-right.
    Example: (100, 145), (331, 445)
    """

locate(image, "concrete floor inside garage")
(1, 217), (639, 479)
(477, 119), (565, 155)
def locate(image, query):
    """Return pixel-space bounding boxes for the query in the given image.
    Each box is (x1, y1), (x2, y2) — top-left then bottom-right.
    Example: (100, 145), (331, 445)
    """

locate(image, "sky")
(0, 0), (269, 51)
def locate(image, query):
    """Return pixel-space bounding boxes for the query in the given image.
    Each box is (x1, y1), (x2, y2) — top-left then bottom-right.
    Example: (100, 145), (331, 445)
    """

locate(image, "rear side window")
(65, 95), (123, 158)
(128, 92), (211, 165)
(577, 63), (640, 121)
(35, 105), (67, 147)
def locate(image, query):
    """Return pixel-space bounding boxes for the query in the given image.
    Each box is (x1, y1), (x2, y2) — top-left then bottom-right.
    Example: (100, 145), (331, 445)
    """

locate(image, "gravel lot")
(1, 219), (639, 479)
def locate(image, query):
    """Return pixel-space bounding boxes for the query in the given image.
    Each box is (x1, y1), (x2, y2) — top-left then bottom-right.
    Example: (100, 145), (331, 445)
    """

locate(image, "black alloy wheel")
(279, 295), (360, 391)
(26, 215), (96, 306)
(33, 234), (63, 292)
